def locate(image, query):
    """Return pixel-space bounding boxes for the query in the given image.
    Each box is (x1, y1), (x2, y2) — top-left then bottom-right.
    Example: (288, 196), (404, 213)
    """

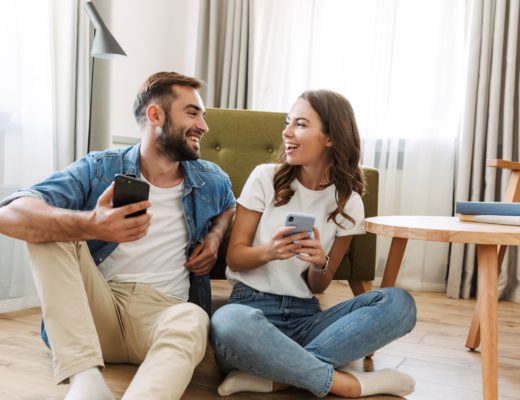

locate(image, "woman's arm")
(300, 233), (353, 294)
(226, 204), (309, 271)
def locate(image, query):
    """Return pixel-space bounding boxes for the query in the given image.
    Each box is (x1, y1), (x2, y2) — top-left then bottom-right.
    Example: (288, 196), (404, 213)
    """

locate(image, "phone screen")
(113, 174), (150, 218)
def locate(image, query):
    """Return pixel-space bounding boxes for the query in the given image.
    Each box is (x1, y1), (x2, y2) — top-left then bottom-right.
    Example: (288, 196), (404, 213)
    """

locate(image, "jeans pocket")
(301, 296), (320, 304)
(229, 283), (263, 304)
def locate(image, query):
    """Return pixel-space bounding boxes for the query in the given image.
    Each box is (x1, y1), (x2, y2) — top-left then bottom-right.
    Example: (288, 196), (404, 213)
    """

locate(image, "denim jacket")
(2, 144), (236, 315)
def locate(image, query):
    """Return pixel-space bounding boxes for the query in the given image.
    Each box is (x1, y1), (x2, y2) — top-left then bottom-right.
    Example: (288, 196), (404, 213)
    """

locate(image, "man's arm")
(0, 184), (151, 243)
(184, 207), (236, 275)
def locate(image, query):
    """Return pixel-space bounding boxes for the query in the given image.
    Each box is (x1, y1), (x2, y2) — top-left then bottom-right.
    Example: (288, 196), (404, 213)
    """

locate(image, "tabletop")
(365, 215), (520, 246)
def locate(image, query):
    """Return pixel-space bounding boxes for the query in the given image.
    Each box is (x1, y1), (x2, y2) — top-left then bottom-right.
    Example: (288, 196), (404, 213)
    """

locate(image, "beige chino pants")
(27, 241), (208, 400)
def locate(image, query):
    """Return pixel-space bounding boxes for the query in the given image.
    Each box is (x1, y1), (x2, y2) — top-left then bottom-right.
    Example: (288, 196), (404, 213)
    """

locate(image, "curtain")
(0, 1), (54, 312)
(0, 0), (90, 313)
(196, 0), (251, 108)
(248, 0), (465, 291)
(448, 0), (520, 303)
(51, 0), (91, 168)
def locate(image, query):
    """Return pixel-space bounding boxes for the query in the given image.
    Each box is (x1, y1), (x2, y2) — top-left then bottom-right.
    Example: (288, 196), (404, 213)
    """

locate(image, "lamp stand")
(87, 55), (95, 153)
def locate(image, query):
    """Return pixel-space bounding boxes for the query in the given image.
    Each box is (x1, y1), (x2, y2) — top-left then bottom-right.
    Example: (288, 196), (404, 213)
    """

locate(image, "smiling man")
(0, 71), (236, 400)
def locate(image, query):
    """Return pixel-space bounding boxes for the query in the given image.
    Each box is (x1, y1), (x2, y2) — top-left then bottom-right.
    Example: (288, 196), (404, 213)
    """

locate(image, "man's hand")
(184, 207), (235, 276)
(87, 183), (152, 243)
(184, 234), (219, 276)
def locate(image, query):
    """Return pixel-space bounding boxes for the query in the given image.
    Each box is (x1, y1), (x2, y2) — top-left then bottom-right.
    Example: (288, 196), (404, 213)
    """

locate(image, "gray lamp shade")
(84, 1), (127, 60)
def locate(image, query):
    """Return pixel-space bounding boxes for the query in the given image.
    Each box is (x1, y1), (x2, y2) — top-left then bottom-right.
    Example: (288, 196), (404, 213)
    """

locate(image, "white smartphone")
(283, 212), (315, 238)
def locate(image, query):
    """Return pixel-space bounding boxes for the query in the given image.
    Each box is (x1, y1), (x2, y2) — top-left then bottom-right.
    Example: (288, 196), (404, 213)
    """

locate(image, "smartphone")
(113, 174), (150, 218)
(283, 212), (315, 238)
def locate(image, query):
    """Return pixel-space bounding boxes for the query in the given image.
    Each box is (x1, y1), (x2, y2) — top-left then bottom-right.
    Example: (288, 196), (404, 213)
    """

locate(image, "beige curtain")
(50, 0), (91, 168)
(0, 0), (91, 313)
(196, 0), (251, 108)
(448, 0), (520, 303)
(53, 0), (117, 162)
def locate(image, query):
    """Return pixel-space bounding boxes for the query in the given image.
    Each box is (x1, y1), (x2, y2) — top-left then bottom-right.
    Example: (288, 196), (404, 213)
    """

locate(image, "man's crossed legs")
(28, 241), (208, 400)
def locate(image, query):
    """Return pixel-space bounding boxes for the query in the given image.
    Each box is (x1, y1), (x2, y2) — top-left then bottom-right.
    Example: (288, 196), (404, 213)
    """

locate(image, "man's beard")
(156, 112), (200, 162)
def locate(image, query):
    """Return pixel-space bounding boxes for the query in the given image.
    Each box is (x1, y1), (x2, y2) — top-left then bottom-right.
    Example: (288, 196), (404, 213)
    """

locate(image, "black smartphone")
(113, 174), (150, 218)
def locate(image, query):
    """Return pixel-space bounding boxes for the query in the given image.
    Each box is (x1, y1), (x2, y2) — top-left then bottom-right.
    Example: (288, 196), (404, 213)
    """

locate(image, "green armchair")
(201, 108), (378, 290)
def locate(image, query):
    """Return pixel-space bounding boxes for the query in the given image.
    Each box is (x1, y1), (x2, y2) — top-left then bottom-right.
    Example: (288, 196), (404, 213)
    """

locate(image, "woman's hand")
(266, 226), (313, 262)
(293, 227), (327, 268)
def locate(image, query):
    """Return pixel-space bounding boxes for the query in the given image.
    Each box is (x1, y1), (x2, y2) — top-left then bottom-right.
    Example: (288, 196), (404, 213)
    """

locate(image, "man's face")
(156, 86), (208, 162)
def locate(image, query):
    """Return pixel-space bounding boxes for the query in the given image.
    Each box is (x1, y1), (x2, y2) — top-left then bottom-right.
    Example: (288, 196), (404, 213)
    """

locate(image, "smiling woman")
(248, 0), (465, 292)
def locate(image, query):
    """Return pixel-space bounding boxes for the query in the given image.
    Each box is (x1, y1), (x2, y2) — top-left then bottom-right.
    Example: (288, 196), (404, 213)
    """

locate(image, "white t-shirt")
(99, 178), (190, 301)
(226, 164), (365, 298)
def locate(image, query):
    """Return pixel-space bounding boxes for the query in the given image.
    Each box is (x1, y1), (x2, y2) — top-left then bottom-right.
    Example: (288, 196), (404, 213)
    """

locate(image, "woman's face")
(283, 98), (332, 167)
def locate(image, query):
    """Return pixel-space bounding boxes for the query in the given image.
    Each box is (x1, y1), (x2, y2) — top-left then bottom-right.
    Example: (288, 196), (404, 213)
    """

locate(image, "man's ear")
(146, 104), (163, 127)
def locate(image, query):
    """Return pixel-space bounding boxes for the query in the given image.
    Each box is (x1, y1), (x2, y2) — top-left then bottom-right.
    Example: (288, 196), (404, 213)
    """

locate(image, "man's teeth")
(286, 144), (299, 149)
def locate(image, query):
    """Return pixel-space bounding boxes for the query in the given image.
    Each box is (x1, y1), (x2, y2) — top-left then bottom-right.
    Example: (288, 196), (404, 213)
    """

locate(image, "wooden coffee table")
(365, 215), (520, 400)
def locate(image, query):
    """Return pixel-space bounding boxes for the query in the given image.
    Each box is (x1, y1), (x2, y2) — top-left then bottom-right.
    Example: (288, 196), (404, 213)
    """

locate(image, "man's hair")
(133, 71), (204, 127)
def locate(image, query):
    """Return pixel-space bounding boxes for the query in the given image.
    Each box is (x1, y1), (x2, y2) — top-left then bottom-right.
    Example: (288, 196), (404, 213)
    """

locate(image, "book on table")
(455, 201), (520, 216)
(458, 213), (520, 226)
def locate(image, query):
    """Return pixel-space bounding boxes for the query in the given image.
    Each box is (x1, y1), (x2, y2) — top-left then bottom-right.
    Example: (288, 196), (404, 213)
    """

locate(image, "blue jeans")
(210, 283), (416, 397)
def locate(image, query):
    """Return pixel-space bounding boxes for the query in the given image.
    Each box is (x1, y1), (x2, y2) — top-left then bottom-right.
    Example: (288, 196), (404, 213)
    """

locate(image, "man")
(0, 71), (236, 400)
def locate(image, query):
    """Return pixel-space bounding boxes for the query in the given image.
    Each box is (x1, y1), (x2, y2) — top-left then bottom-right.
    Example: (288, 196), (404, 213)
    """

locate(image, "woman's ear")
(325, 136), (333, 147)
(146, 104), (163, 127)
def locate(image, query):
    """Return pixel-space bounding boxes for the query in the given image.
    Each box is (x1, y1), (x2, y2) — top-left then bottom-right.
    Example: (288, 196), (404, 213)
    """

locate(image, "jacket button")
(215, 145), (221, 151)
(267, 147), (274, 153)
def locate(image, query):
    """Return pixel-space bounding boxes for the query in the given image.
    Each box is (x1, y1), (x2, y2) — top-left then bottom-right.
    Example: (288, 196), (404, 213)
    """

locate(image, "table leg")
(476, 244), (499, 400)
(466, 245), (506, 350)
(381, 237), (408, 288)
(465, 295), (481, 350)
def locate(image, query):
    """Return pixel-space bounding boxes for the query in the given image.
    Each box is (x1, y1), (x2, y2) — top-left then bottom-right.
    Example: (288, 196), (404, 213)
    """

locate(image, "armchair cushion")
(201, 108), (378, 281)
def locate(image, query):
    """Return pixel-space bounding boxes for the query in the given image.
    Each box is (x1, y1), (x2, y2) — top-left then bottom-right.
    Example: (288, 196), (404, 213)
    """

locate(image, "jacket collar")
(122, 144), (141, 177)
(122, 144), (205, 189)
(181, 161), (205, 189)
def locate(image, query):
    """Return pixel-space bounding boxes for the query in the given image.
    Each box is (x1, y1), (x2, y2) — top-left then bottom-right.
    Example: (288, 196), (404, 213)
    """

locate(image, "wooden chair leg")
(347, 279), (375, 360)
(466, 295), (481, 350)
(465, 244), (506, 350)
(348, 280), (372, 297)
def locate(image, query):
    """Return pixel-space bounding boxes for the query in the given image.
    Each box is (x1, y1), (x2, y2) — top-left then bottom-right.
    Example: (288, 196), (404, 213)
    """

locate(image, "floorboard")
(0, 281), (518, 399)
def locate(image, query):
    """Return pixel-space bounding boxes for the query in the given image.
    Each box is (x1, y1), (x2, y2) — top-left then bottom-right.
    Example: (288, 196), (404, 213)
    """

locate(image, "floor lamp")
(84, 1), (127, 152)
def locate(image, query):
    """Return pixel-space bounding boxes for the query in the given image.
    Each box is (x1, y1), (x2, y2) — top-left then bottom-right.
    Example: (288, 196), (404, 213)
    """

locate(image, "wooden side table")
(365, 215), (520, 400)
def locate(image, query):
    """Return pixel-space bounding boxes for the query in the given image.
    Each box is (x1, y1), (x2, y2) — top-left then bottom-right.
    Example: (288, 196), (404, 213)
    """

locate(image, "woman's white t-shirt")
(225, 164), (365, 298)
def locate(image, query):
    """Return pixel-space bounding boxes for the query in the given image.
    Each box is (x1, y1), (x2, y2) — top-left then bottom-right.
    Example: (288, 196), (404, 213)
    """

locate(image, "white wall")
(92, 0), (200, 146)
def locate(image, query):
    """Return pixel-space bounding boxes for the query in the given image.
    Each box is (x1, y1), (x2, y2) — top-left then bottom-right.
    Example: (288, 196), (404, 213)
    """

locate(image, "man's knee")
(26, 241), (87, 272)
(27, 240), (75, 259)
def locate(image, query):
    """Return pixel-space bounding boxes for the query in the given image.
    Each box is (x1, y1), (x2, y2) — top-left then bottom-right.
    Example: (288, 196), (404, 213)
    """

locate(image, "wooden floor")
(0, 281), (519, 400)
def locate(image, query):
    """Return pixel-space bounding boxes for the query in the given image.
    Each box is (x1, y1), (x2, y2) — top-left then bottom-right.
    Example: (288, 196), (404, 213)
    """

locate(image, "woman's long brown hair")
(273, 90), (365, 227)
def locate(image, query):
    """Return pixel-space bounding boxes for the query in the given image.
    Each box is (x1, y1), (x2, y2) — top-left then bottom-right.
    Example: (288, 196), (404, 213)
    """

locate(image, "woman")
(210, 90), (416, 398)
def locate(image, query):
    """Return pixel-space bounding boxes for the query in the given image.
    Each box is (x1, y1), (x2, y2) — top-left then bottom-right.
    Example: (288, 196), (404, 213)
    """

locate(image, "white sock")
(218, 369), (273, 396)
(339, 367), (415, 397)
(65, 367), (115, 400)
